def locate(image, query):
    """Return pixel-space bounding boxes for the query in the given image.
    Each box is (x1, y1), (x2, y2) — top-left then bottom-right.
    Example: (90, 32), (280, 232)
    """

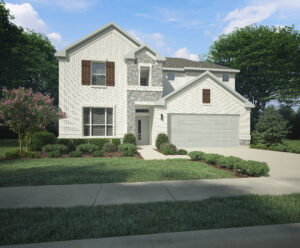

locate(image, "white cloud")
(6, 2), (47, 32)
(21, 0), (94, 11)
(174, 47), (198, 61)
(6, 2), (63, 47)
(223, 0), (300, 33)
(47, 32), (62, 44)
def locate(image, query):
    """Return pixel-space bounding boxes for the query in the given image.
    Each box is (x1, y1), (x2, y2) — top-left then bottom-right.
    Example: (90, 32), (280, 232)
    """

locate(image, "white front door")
(136, 116), (150, 145)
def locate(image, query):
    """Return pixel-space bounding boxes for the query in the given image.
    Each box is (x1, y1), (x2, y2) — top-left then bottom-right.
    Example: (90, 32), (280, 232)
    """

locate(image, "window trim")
(83, 107), (114, 137)
(91, 61), (106, 86)
(138, 63), (152, 86)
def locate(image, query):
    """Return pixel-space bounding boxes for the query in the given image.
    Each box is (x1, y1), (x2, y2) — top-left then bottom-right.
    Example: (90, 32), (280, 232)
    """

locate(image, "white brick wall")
(58, 29), (138, 138)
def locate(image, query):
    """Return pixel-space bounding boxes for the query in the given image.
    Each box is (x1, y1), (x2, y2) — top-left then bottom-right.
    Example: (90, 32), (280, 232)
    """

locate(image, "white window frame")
(91, 61), (106, 86)
(83, 107), (113, 137)
(167, 72), (175, 81)
(138, 63), (152, 86)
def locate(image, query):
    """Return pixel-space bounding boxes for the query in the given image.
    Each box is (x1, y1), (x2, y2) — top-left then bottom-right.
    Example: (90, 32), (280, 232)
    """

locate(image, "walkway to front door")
(136, 116), (149, 145)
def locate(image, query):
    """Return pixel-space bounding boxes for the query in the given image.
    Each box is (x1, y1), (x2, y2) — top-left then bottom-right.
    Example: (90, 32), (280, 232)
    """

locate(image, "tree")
(207, 25), (300, 125)
(292, 107), (300, 139)
(252, 106), (289, 146)
(0, 88), (65, 155)
(0, 1), (58, 103)
(278, 105), (295, 138)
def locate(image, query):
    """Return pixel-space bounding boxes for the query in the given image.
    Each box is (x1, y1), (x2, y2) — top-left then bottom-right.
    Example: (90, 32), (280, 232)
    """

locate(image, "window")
(222, 74), (230, 82)
(83, 107), (113, 136)
(138, 120), (141, 140)
(136, 109), (149, 113)
(167, 72), (175, 81)
(202, 89), (211, 104)
(92, 62), (106, 86)
(140, 66), (150, 86)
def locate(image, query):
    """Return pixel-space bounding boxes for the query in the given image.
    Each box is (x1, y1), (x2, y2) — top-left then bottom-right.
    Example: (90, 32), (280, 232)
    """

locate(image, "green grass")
(1, 194), (299, 245)
(0, 157), (235, 187)
(284, 139), (300, 149)
(0, 139), (18, 157)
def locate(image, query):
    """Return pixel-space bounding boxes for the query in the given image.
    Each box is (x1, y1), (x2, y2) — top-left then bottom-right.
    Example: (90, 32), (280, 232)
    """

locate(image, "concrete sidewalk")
(0, 177), (299, 208)
(139, 146), (188, 160)
(1, 223), (300, 248)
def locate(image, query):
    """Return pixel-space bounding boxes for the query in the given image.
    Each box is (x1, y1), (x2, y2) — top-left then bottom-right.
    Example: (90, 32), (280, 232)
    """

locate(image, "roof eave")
(162, 67), (240, 73)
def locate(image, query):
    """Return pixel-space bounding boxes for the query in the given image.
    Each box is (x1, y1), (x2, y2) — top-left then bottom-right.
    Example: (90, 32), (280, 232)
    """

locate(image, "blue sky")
(5, 0), (300, 60)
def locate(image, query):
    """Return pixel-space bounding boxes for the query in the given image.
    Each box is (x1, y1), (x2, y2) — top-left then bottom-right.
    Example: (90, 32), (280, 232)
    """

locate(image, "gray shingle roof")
(163, 57), (235, 70)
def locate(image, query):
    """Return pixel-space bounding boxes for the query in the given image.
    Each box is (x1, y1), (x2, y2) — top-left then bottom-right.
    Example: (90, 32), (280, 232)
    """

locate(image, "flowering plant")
(0, 87), (66, 155)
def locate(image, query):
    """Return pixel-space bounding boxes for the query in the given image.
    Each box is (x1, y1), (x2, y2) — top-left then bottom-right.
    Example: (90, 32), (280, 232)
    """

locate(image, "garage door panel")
(169, 114), (239, 147)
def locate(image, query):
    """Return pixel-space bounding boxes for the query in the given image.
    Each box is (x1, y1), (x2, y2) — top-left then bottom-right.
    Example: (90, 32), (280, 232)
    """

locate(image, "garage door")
(168, 114), (239, 147)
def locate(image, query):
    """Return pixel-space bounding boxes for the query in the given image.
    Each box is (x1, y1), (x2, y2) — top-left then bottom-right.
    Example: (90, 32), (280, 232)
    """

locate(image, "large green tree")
(0, 0), (58, 102)
(207, 25), (300, 124)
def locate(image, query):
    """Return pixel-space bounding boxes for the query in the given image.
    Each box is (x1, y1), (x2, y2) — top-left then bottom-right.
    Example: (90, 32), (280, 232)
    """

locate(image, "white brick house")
(55, 23), (254, 147)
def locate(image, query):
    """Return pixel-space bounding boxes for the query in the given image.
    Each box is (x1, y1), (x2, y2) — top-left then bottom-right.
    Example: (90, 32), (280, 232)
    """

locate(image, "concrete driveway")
(187, 146), (300, 181)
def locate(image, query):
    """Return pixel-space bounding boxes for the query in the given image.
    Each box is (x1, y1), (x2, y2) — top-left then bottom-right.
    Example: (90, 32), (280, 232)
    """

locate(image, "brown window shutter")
(106, 61), (115, 86)
(203, 89), (211, 103)
(82, 60), (91, 85)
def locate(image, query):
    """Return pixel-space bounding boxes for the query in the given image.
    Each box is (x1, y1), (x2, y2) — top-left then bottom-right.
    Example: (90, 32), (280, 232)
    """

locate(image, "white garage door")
(168, 114), (239, 147)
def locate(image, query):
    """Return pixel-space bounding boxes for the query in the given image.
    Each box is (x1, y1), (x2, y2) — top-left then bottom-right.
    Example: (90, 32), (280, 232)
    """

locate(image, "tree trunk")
(18, 134), (23, 156)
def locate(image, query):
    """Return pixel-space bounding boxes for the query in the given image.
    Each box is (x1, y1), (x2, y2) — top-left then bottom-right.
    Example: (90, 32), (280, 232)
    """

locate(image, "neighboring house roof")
(124, 45), (166, 62)
(156, 71), (254, 108)
(55, 22), (143, 58)
(163, 57), (239, 73)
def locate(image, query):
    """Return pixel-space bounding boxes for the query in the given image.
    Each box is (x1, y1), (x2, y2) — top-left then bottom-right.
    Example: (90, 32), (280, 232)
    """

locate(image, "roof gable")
(156, 71), (254, 108)
(124, 45), (166, 62)
(55, 22), (142, 58)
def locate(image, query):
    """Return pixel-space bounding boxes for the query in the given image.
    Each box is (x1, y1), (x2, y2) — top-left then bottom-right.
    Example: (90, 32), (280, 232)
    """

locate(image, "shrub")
(156, 133), (169, 150)
(123, 133), (136, 145)
(88, 138), (110, 150)
(251, 143), (267, 150)
(223, 156), (243, 170)
(272, 143), (288, 152)
(103, 143), (116, 152)
(4, 149), (21, 159)
(118, 143), (137, 157)
(203, 153), (224, 164)
(48, 150), (61, 158)
(92, 151), (104, 157)
(58, 139), (86, 152)
(30, 131), (57, 151)
(68, 151), (82, 157)
(188, 151), (206, 161)
(160, 143), (177, 155)
(23, 151), (39, 158)
(112, 138), (121, 149)
(76, 144), (98, 154)
(239, 160), (269, 176)
(177, 149), (188, 155)
(42, 144), (68, 154)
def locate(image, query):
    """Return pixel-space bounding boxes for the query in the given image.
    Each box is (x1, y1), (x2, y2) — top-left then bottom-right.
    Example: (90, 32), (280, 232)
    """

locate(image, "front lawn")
(1, 194), (299, 245)
(0, 157), (235, 187)
(284, 139), (300, 149)
(0, 139), (18, 157)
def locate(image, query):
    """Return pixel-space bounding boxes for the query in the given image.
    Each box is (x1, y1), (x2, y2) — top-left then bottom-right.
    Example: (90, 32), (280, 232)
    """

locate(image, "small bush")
(4, 149), (21, 160)
(188, 151), (206, 161)
(88, 138), (110, 150)
(123, 133), (136, 145)
(223, 156), (243, 170)
(251, 143), (267, 150)
(112, 138), (121, 149)
(160, 143), (177, 155)
(203, 153), (223, 164)
(58, 139), (86, 152)
(69, 151), (82, 157)
(238, 160), (269, 176)
(118, 143), (137, 157)
(177, 149), (188, 155)
(48, 150), (61, 158)
(23, 151), (39, 158)
(30, 131), (57, 151)
(92, 151), (104, 157)
(76, 144), (98, 154)
(103, 143), (116, 152)
(156, 133), (169, 150)
(42, 144), (68, 154)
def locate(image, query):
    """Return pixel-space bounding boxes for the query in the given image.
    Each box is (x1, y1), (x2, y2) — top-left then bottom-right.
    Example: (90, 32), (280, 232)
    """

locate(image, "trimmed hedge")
(160, 143), (177, 155)
(68, 151), (82, 158)
(123, 133), (136, 145)
(156, 133), (169, 150)
(42, 144), (68, 154)
(103, 143), (116, 152)
(111, 138), (121, 149)
(188, 151), (269, 176)
(48, 150), (61, 158)
(76, 144), (99, 154)
(58, 138), (110, 152)
(30, 132), (57, 151)
(177, 149), (188, 155)
(89, 138), (110, 150)
(118, 143), (137, 157)
(92, 151), (104, 157)
(3, 149), (21, 160)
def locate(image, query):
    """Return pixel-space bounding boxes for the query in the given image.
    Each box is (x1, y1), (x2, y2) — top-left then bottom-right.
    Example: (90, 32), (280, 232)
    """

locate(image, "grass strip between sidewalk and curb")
(1, 194), (299, 246)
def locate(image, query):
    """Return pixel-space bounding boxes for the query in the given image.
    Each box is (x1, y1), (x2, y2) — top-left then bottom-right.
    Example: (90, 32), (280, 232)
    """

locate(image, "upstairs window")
(92, 62), (106, 86)
(222, 74), (230, 82)
(202, 89), (211, 104)
(167, 72), (175, 81)
(83, 107), (113, 136)
(140, 66), (150, 86)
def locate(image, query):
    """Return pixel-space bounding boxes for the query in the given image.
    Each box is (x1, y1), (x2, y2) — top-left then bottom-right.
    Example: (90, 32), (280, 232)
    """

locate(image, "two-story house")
(55, 23), (254, 147)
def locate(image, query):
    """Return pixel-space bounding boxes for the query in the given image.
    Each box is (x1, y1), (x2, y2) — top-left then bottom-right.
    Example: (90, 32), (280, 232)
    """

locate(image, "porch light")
(161, 114), (164, 121)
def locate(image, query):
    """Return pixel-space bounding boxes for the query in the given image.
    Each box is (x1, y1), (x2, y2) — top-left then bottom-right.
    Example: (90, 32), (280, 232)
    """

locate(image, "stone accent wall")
(240, 139), (250, 146)
(127, 90), (162, 133)
(126, 50), (163, 87)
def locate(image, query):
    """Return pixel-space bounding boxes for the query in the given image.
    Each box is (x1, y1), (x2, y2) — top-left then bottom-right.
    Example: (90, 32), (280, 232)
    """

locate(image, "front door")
(136, 116), (150, 145)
